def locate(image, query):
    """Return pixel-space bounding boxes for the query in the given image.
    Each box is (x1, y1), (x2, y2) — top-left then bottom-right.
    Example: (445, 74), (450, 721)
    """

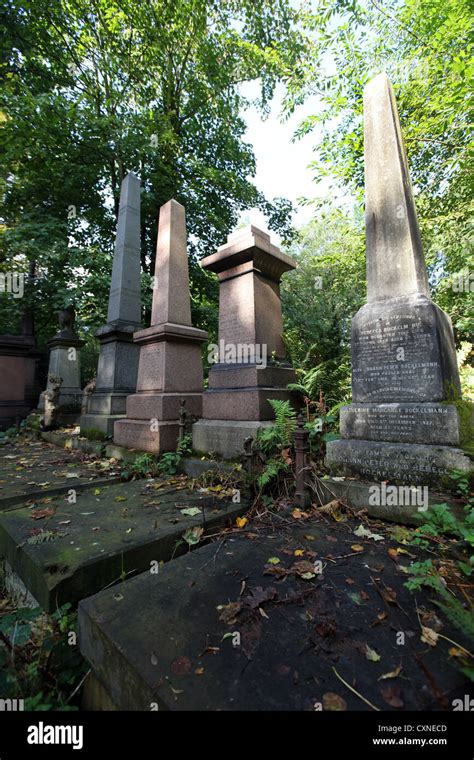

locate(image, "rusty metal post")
(294, 412), (311, 507)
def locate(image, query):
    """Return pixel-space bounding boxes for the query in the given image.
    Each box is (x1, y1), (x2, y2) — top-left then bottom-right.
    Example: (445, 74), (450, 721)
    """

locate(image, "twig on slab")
(332, 666), (380, 711)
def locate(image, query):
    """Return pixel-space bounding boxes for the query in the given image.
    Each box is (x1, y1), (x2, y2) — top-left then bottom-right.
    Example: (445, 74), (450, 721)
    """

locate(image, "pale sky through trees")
(237, 80), (324, 243)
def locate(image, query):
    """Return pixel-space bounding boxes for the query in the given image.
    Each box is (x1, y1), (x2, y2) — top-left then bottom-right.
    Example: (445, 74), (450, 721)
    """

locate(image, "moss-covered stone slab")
(0, 440), (120, 511)
(79, 514), (473, 711)
(0, 477), (247, 611)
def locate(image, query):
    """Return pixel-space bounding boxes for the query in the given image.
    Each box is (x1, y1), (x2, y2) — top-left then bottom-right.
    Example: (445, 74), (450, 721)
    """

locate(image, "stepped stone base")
(326, 438), (472, 487)
(340, 402), (461, 445)
(126, 392), (202, 421)
(113, 418), (180, 454)
(203, 388), (295, 421)
(193, 419), (273, 459)
(79, 413), (125, 437)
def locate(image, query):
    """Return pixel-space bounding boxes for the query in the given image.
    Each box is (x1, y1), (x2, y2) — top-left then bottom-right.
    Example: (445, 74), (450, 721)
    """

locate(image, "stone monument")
(192, 225), (297, 458)
(0, 308), (42, 429)
(80, 171), (142, 435)
(0, 334), (36, 429)
(113, 199), (207, 453)
(42, 305), (84, 409)
(326, 73), (472, 487)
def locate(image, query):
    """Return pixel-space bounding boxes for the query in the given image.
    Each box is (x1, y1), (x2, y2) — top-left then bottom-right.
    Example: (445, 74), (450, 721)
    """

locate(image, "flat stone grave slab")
(79, 510), (473, 711)
(0, 439), (121, 511)
(0, 476), (247, 611)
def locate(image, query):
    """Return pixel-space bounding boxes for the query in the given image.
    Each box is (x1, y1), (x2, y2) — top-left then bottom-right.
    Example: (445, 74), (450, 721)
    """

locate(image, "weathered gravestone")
(0, 309), (41, 430)
(40, 305), (84, 411)
(326, 73), (472, 488)
(0, 334), (36, 430)
(192, 225), (297, 458)
(113, 199), (207, 453)
(80, 172), (142, 435)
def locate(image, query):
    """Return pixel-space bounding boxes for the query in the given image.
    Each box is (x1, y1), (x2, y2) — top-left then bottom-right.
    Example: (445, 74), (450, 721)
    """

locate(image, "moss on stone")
(443, 398), (474, 458)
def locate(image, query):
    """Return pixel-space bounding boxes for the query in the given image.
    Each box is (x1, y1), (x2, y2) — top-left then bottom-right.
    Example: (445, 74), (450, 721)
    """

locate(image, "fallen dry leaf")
(365, 644), (381, 662)
(351, 544), (364, 552)
(218, 602), (242, 626)
(291, 508), (309, 519)
(30, 507), (56, 520)
(171, 656), (192, 676)
(315, 620), (337, 638)
(380, 685), (404, 708)
(448, 647), (467, 658)
(245, 586), (277, 609)
(323, 692), (347, 711)
(381, 587), (397, 604)
(264, 564), (289, 578)
(291, 560), (316, 579)
(379, 664), (402, 680)
(421, 626), (439, 647)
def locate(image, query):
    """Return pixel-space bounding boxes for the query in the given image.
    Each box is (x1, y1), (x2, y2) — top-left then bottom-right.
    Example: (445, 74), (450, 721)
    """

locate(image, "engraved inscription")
(352, 311), (443, 402)
(341, 403), (458, 445)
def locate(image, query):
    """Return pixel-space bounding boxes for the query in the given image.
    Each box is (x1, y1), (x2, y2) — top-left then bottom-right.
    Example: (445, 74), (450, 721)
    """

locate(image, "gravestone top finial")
(200, 224), (296, 282)
(364, 72), (430, 302)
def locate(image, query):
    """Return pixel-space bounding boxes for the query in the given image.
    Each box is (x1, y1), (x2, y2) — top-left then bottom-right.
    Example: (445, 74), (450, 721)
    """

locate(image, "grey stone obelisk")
(80, 171), (142, 435)
(326, 73), (471, 488)
(113, 199), (207, 453)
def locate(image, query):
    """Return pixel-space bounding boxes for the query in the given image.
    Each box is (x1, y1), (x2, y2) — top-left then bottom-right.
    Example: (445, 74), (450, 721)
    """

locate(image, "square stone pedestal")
(192, 419), (274, 459)
(326, 438), (472, 488)
(113, 322), (207, 454)
(46, 332), (84, 408)
(80, 323), (140, 436)
(0, 335), (36, 429)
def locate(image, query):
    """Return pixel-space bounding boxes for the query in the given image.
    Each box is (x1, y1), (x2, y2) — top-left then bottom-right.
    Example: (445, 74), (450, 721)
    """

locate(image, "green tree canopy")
(0, 0), (304, 376)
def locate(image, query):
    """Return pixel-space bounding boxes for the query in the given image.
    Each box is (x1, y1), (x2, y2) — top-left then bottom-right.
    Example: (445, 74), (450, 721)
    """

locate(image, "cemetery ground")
(0, 432), (473, 711)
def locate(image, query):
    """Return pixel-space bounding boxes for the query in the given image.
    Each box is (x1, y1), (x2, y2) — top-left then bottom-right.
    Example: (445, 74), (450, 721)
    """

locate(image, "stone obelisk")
(113, 199), (207, 453)
(80, 171), (142, 435)
(326, 73), (471, 488)
(192, 225), (297, 458)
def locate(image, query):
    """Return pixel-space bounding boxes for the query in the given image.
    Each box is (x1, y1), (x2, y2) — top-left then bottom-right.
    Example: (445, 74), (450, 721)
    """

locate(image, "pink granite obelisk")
(113, 199), (207, 453)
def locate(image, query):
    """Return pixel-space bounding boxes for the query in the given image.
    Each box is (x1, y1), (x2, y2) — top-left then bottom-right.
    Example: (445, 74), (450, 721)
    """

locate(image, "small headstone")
(113, 199), (207, 453)
(80, 172), (142, 435)
(192, 225), (297, 458)
(41, 305), (84, 411)
(326, 73), (472, 489)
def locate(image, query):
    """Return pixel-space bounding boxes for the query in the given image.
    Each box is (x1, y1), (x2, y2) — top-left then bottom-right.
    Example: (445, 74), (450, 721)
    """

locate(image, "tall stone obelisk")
(113, 199), (207, 453)
(326, 73), (471, 487)
(80, 171), (142, 435)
